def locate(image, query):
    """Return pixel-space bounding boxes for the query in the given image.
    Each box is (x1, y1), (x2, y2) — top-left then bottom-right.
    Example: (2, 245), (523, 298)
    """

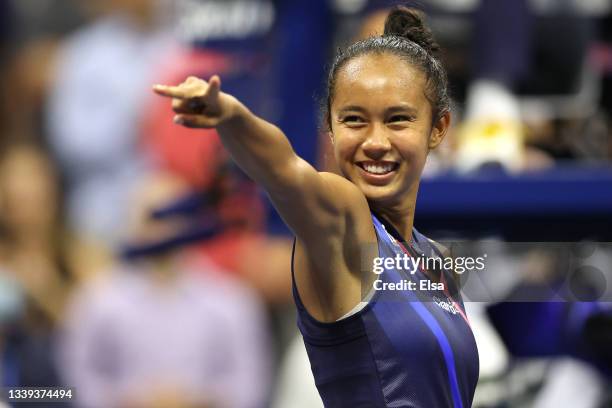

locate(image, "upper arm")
(269, 160), (377, 321)
(266, 157), (370, 249)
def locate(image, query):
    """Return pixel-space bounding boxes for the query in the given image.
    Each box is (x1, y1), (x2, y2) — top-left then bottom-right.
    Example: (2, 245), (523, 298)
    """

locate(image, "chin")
(357, 182), (401, 205)
(351, 173), (418, 208)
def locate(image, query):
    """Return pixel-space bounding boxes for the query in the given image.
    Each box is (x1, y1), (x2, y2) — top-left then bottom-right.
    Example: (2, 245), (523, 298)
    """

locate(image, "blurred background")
(0, 0), (612, 407)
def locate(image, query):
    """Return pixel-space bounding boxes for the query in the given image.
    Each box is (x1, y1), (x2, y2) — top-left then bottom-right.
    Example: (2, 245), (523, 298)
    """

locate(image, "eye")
(341, 115), (366, 127)
(388, 114), (414, 123)
(343, 115), (364, 123)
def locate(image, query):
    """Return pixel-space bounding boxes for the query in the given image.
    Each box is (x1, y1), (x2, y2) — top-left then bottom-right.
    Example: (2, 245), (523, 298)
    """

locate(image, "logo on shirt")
(432, 295), (459, 315)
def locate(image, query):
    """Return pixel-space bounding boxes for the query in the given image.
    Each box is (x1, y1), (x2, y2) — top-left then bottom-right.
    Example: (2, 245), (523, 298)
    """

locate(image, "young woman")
(154, 6), (479, 407)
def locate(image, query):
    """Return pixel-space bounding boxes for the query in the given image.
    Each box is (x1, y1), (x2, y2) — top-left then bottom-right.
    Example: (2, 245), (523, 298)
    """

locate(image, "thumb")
(206, 75), (221, 102)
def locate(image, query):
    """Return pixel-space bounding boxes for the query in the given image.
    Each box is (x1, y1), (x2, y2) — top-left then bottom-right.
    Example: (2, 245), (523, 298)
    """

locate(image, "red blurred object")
(141, 46), (233, 188)
(140, 46), (266, 275)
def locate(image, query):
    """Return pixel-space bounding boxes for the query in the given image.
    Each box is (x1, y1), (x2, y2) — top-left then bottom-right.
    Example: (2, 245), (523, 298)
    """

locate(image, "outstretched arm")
(153, 76), (366, 245)
(154, 75), (375, 321)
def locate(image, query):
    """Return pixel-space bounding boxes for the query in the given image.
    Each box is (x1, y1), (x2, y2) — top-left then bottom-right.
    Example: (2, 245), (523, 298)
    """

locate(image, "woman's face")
(330, 52), (448, 207)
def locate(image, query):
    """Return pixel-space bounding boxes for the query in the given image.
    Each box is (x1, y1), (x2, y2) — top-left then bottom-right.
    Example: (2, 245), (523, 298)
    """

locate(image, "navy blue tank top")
(292, 212), (479, 407)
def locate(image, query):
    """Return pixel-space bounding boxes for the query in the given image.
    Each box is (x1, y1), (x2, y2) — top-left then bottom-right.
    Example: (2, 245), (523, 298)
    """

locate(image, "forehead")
(333, 53), (428, 109)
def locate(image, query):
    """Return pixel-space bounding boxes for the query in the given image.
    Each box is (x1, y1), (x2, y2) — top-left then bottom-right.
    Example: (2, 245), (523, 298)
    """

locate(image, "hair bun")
(383, 6), (439, 55)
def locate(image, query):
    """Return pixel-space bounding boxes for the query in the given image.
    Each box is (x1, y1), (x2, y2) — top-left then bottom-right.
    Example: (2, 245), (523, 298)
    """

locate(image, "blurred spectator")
(45, 0), (174, 244)
(58, 172), (272, 408)
(7, 0), (85, 44)
(0, 0), (16, 141)
(4, 38), (61, 140)
(0, 0), (88, 149)
(0, 142), (109, 391)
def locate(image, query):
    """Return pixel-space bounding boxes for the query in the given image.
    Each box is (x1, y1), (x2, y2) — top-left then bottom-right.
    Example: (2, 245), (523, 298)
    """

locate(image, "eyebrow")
(386, 105), (418, 116)
(337, 105), (367, 114)
(337, 104), (418, 115)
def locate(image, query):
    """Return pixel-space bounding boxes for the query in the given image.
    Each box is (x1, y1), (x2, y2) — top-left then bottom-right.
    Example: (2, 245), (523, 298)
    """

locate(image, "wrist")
(221, 94), (241, 120)
(220, 94), (249, 128)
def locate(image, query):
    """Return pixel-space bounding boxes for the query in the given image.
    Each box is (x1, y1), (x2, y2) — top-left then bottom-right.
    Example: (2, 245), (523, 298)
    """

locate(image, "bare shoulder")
(315, 172), (377, 251)
(276, 166), (370, 244)
(317, 172), (367, 207)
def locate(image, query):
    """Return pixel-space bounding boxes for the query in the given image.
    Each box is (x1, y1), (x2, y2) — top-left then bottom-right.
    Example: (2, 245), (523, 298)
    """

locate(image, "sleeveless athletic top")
(292, 212), (479, 407)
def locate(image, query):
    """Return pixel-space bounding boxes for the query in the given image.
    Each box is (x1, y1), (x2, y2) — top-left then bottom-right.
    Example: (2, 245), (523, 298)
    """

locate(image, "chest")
(370, 231), (479, 384)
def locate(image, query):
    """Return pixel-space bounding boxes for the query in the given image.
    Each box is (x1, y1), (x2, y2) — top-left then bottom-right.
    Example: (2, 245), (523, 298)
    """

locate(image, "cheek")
(332, 131), (361, 164)
(392, 133), (431, 169)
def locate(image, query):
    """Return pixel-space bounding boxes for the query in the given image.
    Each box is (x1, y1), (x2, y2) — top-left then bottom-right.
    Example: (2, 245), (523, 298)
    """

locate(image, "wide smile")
(356, 161), (399, 185)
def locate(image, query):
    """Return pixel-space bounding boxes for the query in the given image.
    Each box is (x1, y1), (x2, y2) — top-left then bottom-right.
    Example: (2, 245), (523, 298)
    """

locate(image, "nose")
(361, 125), (391, 160)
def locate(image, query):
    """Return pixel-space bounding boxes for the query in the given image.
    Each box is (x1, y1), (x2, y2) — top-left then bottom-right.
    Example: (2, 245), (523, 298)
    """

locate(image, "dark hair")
(323, 6), (450, 129)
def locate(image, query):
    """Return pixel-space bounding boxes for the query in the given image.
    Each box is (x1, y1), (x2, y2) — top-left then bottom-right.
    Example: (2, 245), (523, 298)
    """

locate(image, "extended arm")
(153, 76), (365, 245)
(154, 76), (374, 321)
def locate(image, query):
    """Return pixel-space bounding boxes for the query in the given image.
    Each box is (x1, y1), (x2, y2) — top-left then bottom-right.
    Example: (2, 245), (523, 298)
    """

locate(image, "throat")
(371, 209), (414, 245)
(370, 205), (415, 244)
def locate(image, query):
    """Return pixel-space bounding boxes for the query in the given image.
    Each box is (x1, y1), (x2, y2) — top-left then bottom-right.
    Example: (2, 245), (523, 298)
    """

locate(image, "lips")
(358, 161), (398, 175)
(356, 160), (399, 185)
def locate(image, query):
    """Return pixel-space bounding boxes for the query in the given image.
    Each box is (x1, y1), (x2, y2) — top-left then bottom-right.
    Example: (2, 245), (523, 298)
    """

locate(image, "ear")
(328, 131), (334, 145)
(428, 111), (451, 150)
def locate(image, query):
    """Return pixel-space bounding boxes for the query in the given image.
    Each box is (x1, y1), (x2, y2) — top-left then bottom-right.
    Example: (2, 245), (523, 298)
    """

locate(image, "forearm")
(216, 98), (303, 196)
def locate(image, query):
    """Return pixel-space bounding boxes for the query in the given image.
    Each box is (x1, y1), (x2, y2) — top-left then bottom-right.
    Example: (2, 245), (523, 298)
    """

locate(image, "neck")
(369, 190), (418, 242)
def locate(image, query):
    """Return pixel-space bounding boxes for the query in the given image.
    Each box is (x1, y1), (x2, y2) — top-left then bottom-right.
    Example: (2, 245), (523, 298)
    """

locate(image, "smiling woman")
(329, 52), (445, 205)
(153, 5), (478, 407)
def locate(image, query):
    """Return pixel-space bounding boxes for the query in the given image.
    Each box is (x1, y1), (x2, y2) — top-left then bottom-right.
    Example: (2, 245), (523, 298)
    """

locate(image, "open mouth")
(357, 161), (399, 176)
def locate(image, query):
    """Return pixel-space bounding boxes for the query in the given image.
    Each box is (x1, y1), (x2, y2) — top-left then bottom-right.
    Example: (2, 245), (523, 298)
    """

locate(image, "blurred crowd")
(0, 0), (611, 407)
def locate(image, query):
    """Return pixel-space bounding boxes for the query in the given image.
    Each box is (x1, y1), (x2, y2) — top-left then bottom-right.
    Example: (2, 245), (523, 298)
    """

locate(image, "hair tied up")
(383, 6), (439, 55)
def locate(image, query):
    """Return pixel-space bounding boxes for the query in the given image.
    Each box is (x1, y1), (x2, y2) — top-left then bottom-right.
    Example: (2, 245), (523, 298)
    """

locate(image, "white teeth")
(363, 163), (394, 175)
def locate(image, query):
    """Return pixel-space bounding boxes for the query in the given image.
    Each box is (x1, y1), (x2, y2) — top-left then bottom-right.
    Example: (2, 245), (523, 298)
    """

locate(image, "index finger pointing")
(152, 84), (189, 99)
